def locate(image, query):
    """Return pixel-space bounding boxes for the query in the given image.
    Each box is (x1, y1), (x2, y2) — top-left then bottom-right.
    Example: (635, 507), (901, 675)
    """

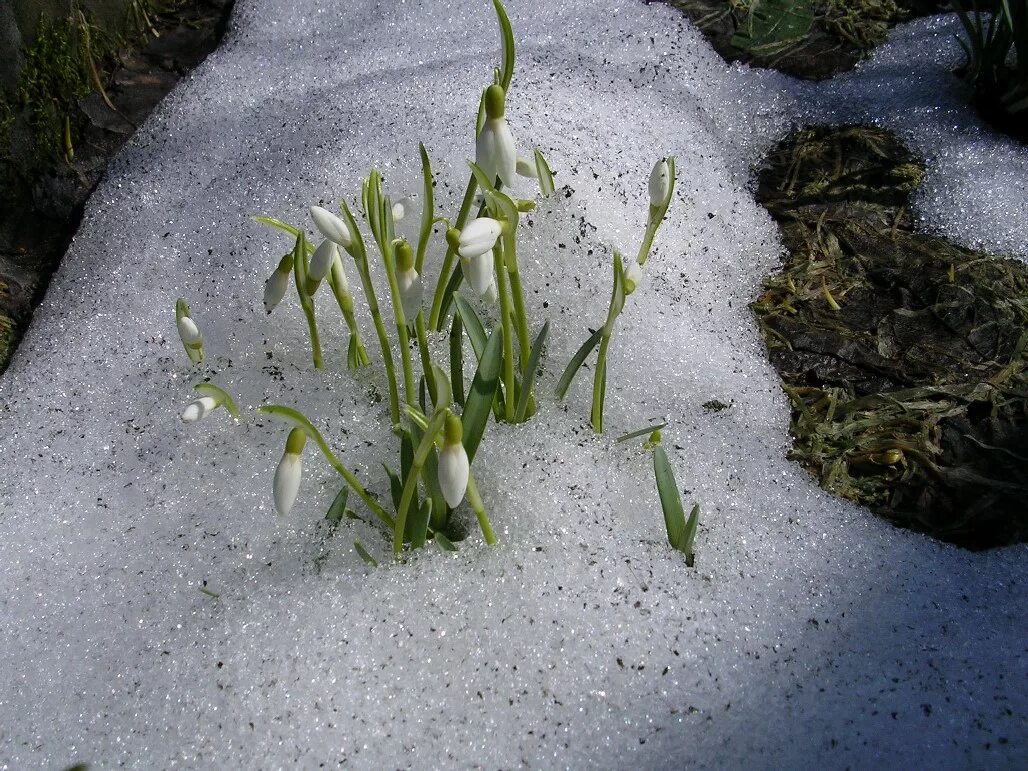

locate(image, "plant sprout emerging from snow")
(175, 298), (204, 364)
(176, 0), (700, 565)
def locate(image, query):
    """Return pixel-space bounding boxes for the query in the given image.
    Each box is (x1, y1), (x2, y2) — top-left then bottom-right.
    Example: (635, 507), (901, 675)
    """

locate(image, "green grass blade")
(616, 422), (667, 443)
(326, 486), (350, 524)
(514, 319), (549, 421)
(434, 531), (457, 552)
(653, 446), (687, 551)
(555, 328), (602, 400)
(454, 292), (489, 361)
(463, 324), (504, 463)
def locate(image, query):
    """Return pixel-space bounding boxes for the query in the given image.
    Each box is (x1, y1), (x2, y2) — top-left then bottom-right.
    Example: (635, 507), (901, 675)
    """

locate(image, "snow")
(0, 1), (1025, 768)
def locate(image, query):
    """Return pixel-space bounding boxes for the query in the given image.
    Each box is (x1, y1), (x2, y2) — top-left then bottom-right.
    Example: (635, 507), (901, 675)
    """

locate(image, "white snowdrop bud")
(395, 240), (422, 325)
(308, 239), (338, 284)
(330, 253), (350, 296)
(309, 205), (352, 248)
(264, 268), (289, 313)
(515, 155), (538, 178)
(648, 158), (671, 208)
(181, 395), (219, 423)
(273, 428), (307, 517)
(457, 217), (503, 259)
(624, 260), (643, 295)
(482, 278), (499, 305)
(175, 298), (204, 364)
(437, 413), (470, 508)
(476, 85), (517, 187)
(461, 250), (495, 298)
(391, 196), (415, 222)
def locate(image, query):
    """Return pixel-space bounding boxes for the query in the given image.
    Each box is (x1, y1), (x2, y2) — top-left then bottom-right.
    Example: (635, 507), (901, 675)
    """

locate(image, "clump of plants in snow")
(175, 0), (702, 565)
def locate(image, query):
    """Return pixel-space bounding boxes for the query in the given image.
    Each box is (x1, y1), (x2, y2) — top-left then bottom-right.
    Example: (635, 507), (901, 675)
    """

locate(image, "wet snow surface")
(0, 2), (1024, 768)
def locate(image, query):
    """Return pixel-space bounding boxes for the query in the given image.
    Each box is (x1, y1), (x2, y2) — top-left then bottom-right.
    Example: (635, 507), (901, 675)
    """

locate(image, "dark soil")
(751, 125), (1028, 550)
(0, 0), (234, 374)
(658, 1), (954, 80)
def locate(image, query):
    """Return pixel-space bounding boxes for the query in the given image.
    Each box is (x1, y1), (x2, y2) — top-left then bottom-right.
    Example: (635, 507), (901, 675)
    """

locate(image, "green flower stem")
(465, 472), (496, 545)
(428, 174), (479, 330)
(414, 312), (439, 406)
(340, 203), (401, 426)
(327, 270), (370, 366)
(590, 330), (612, 432)
(393, 409), (447, 554)
(293, 235), (323, 369)
(493, 240), (517, 420)
(635, 219), (659, 266)
(378, 239), (417, 408)
(502, 233), (532, 373)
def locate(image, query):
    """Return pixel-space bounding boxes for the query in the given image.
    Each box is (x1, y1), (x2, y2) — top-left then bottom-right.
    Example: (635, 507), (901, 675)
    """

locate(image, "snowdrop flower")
(181, 395), (219, 423)
(624, 260), (643, 295)
(476, 84), (517, 188)
(457, 217), (503, 259)
(515, 155), (538, 178)
(306, 239), (337, 294)
(309, 205), (352, 248)
(391, 196), (415, 222)
(648, 158), (671, 209)
(438, 413), (469, 508)
(273, 427), (307, 517)
(394, 240), (422, 325)
(263, 254), (292, 314)
(175, 298), (204, 363)
(462, 249), (495, 298)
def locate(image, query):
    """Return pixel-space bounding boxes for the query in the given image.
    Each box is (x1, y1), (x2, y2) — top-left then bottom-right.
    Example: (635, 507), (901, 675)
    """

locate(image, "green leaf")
(347, 335), (360, 369)
(514, 320), (549, 422)
(492, 0), (515, 92)
(353, 540), (379, 567)
(434, 531), (458, 552)
(410, 499), (432, 550)
(555, 328), (602, 400)
(436, 261), (465, 328)
(193, 382), (240, 418)
(616, 422), (668, 443)
(400, 430), (415, 495)
(416, 143), (435, 273)
(653, 446), (688, 552)
(326, 486), (350, 524)
(533, 148), (555, 196)
(454, 292), (489, 362)
(462, 324), (504, 464)
(383, 462), (403, 512)
(682, 504), (700, 567)
(450, 313), (465, 408)
(432, 364), (453, 410)
(253, 215), (301, 239)
(730, 0), (815, 54)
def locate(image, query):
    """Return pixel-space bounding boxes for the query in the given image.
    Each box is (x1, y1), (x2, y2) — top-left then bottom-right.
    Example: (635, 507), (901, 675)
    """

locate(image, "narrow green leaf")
(653, 446), (687, 552)
(432, 364), (452, 410)
(353, 540), (379, 567)
(463, 324), (504, 463)
(682, 504), (700, 566)
(492, 0), (515, 92)
(436, 260), (465, 329)
(454, 292), (489, 361)
(193, 383), (240, 418)
(450, 313), (466, 407)
(383, 462), (403, 512)
(400, 430), (415, 493)
(434, 531), (458, 552)
(253, 215), (301, 239)
(533, 148), (555, 196)
(416, 143), (435, 273)
(514, 320), (549, 422)
(555, 328), (602, 400)
(410, 499), (432, 550)
(616, 422), (668, 443)
(347, 335), (360, 369)
(326, 486), (350, 524)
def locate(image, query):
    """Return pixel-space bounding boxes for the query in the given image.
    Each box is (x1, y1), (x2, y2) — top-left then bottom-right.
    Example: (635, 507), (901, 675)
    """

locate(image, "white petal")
(477, 118), (517, 188)
(309, 206), (352, 248)
(263, 269), (289, 313)
(624, 260), (643, 293)
(397, 268), (423, 323)
(181, 396), (218, 423)
(482, 279), (498, 305)
(308, 239), (337, 282)
(438, 443), (469, 509)
(273, 453), (303, 516)
(462, 251), (494, 297)
(391, 196), (415, 222)
(458, 217), (502, 259)
(648, 159), (670, 207)
(177, 316), (202, 346)
(516, 155), (538, 178)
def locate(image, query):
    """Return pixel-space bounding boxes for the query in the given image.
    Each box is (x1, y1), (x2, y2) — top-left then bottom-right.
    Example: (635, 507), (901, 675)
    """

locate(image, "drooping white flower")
(457, 217), (503, 259)
(394, 240), (422, 325)
(273, 428), (307, 516)
(648, 158), (671, 208)
(175, 298), (204, 364)
(437, 413), (469, 508)
(461, 250), (495, 297)
(515, 155), (538, 178)
(391, 196), (415, 222)
(264, 269), (289, 313)
(624, 260), (643, 295)
(181, 395), (219, 423)
(308, 239), (338, 284)
(309, 205), (352, 248)
(476, 84), (517, 188)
